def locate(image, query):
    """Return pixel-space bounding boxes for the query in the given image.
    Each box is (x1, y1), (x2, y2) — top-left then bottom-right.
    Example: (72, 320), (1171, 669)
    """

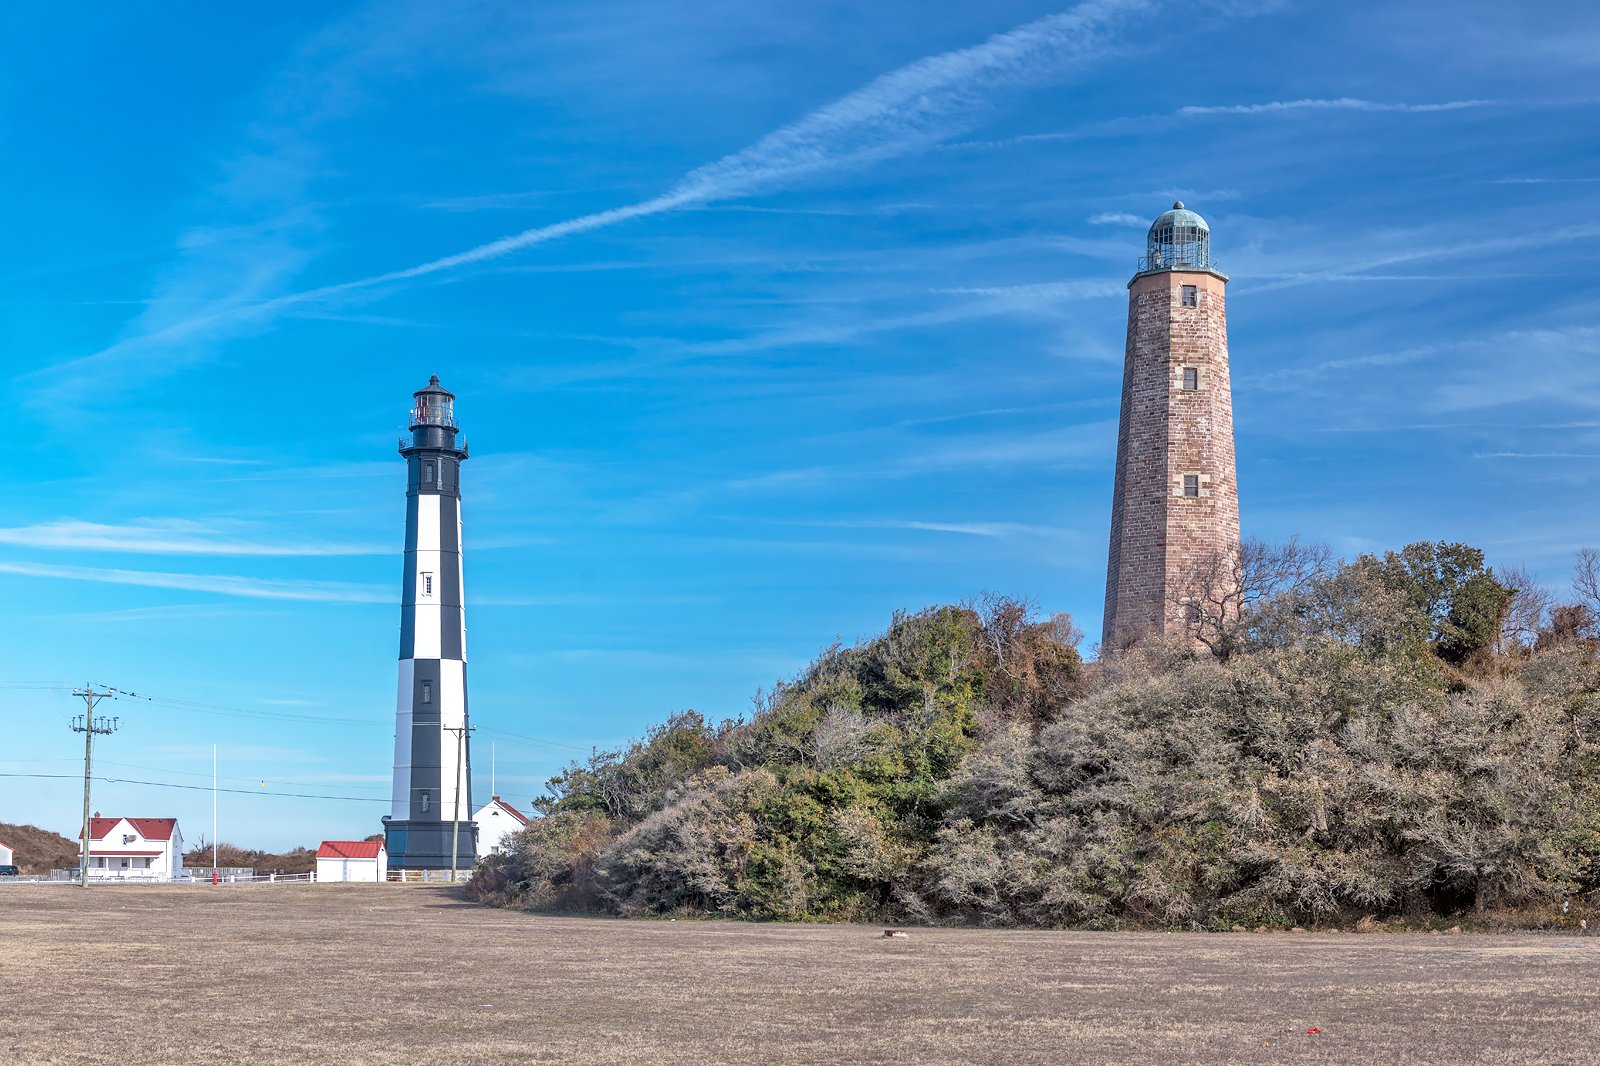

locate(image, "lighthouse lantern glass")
(412, 393), (456, 428)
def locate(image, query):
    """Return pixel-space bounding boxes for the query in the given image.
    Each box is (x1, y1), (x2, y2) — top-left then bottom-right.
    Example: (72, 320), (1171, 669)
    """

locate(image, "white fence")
(1, 870), (317, 886)
(2, 868), (475, 887)
(387, 868), (475, 884)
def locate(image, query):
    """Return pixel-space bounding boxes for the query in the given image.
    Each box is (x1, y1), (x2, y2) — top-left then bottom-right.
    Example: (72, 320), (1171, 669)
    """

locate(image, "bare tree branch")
(1170, 536), (1334, 660)
(1496, 564), (1551, 658)
(1575, 547), (1600, 616)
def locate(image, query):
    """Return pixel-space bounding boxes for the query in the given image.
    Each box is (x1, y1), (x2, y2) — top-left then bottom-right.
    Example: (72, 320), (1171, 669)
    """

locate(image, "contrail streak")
(34, 0), (1158, 391)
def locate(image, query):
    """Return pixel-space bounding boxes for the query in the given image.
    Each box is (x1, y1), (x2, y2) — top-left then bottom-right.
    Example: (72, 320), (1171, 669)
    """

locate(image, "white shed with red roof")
(0, 839), (14, 867)
(80, 817), (184, 879)
(316, 840), (388, 883)
(473, 795), (529, 859)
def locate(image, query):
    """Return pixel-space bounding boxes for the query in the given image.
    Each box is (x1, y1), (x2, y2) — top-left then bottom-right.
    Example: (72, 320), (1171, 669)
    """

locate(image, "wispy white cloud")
(1176, 97), (1496, 116)
(940, 279), (1124, 304)
(1489, 176), (1600, 184)
(1474, 452), (1600, 459)
(895, 399), (1105, 427)
(39, 603), (270, 624)
(1088, 211), (1146, 226)
(0, 519), (385, 557)
(1236, 224), (1600, 294)
(951, 96), (1495, 151)
(1250, 342), (1451, 388)
(33, 0), (1166, 397)
(181, 456), (270, 467)
(727, 420), (1115, 492)
(298, 0), (1160, 291)
(809, 518), (1073, 538)
(417, 190), (556, 211)
(0, 561), (389, 603)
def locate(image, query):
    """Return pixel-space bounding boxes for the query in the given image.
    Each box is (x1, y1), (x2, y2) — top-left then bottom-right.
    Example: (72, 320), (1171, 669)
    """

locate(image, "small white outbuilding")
(473, 795), (529, 859)
(0, 839), (14, 867)
(315, 840), (388, 883)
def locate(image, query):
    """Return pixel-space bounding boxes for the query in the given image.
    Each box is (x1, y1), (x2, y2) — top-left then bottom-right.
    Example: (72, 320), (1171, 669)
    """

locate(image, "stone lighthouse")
(1102, 203), (1240, 651)
(383, 375), (477, 869)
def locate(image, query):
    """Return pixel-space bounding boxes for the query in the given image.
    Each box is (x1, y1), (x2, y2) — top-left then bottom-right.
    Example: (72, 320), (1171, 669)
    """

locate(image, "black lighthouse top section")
(400, 375), (467, 459)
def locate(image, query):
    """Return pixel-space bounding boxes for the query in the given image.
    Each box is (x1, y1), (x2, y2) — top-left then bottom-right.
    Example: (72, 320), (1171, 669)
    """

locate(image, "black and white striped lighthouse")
(383, 376), (477, 869)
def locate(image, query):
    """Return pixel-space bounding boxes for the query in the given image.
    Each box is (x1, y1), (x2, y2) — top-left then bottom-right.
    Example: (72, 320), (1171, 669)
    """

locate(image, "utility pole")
(70, 687), (119, 890)
(445, 724), (475, 883)
(212, 744), (218, 877)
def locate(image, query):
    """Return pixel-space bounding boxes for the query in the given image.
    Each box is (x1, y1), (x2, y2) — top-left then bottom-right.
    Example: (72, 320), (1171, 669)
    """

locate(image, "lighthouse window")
(421, 572), (434, 597)
(1182, 474), (1200, 497)
(1182, 367), (1199, 391)
(423, 461), (436, 485)
(421, 790), (430, 813)
(421, 680), (433, 705)
(1181, 285), (1197, 307)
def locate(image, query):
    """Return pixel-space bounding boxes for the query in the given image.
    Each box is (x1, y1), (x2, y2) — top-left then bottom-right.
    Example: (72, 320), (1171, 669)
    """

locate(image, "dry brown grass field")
(2, 884), (1597, 1064)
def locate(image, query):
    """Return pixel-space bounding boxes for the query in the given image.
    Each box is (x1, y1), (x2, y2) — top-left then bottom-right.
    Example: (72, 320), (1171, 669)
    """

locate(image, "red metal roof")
(317, 840), (383, 860)
(82, 817), (178, 842)
(487, 795), (529, 825)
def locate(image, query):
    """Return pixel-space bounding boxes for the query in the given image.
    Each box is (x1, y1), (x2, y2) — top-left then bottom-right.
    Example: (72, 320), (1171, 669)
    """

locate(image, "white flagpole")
(212, 744), (218, 874)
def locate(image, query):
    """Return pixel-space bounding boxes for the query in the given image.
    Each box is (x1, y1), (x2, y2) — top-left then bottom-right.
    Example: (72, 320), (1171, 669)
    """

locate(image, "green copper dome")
(1149, 201), (1209, 238)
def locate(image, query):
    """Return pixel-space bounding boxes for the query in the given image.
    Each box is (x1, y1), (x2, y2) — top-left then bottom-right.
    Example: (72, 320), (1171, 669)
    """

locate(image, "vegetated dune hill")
(0, 822), (78, 873)
(476, 542), (1600, 930)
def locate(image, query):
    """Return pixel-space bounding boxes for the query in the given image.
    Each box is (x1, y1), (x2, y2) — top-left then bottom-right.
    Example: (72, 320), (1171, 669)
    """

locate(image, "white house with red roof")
(81, 816), (184, 880)
(472, 795), (529, 859)
(0, 839), (15, 867)
(316, 840), (388, 883)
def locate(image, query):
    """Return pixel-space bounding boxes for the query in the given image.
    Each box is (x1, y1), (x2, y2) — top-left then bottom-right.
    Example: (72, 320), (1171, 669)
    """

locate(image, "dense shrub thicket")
(471, 544), (1600, 928)
(182, 841), (320, 874)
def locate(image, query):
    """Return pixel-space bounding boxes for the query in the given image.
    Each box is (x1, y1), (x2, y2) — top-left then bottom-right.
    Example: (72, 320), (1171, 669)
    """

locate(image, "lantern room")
(409, 375), (457, 429)
(1139, 201), (1216, 274)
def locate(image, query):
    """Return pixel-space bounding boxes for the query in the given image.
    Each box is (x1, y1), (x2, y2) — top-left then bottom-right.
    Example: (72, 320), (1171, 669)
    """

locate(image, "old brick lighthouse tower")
(1102, 203), (1240, 651)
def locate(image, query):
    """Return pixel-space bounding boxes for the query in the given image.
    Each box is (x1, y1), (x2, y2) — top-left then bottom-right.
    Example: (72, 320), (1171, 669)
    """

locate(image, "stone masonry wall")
(1103, 269), (1240, 651)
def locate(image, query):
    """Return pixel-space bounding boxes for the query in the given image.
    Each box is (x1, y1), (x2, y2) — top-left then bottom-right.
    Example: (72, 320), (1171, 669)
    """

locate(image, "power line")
(3, 681), (381, 727)
(476, 725), (596, 754)
(0, 772), (387, 804)
(94, 759), (390, 795)
(97, 685), (381, 727)
(18, 679), (597, 759)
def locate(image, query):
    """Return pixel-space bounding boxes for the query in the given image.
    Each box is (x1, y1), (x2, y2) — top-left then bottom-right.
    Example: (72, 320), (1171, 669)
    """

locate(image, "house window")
(94, 857), (105, 868)
(1181, 285), (1197, 307)
(1182, 367), (1199, 391)
(421, 680), (433, 705)
(1183, 474), (1200, 497)
(423, 461), (436, 485)
(421, 572), (434, 597)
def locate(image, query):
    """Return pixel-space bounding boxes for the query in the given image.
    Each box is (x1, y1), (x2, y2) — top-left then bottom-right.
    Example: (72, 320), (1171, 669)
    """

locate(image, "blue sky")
(3, 1), (1597, 850)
